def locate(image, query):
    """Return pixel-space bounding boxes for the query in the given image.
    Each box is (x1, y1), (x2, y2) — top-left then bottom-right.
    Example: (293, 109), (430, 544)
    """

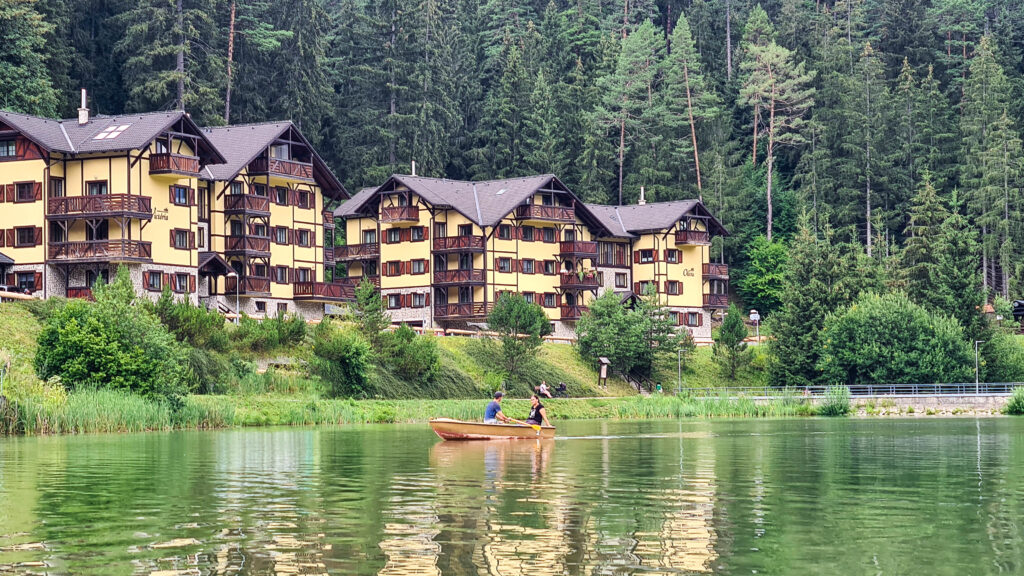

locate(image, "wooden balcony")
(337, 275), (380, 289)
(703, 293), (729, 308)
(434, 302), (493, 320)
(703, 263), (729, 279)
(516, 204), (575, 223)
(223, 194), (271, 216)
(48, 240), (152, 263)
(248, 156), (314, 181)
(559, 272), (600, 290)
(381, 205), (419, 222)
(559, 240), (598, 257)
(560, 304), (589, 320)
(433, 235), (485, 253)
(675, 229), (710, 245)
(67, 287), (94, 301)
(336, 242), (380, 261)
(293, 282), (355, 302)
(434, 269), (485, 286)
(324, 247), (335, 264)
(224, 235), (271, 256)
(322, 211), (335, 228)
(47, 194), (152, 220)
(149, 153), (200, 177)
(224, 276), (271, 296)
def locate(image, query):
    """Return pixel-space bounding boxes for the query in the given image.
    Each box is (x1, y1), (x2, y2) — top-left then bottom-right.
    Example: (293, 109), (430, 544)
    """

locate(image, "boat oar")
(508, 418), (542, 434)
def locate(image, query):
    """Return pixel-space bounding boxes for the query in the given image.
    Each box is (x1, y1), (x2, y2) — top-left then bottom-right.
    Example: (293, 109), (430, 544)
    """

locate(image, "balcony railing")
(325, 247), (335, 263)
(559, 240), (598, 257)
(149, 153), (200, 176)
(67, 287), (94, 301)
(434, 269), (485, 285)
(559, 272), (600, 290)
(225, 276), (271, 295)
(293, 282), (355, 302)
(560, 304), (589, 320)
(434, 302), (493, 319)
(336, 243), (380, 261)
(323, 211), (335, 228)
(48, 240), (152, 262)
(224, 235), (271, 255)
(704, 293), (729, 308)
(433, 235), (485, 253)
(47, 194), (153, 220)
(703, 263), (730, 278)
(675, 229), (710, 245)
(223, 194), (271, 215)
(516, 204), (575, 223)
(381, 205), (419, 222)
(248, 156), (314, 180)
(337, 275), (380, 289)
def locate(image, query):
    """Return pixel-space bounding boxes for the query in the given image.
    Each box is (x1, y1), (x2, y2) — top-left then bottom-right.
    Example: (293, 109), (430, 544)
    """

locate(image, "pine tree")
(901, 172), (949, 310)
(846, 42), (891, 256)
(0, 0), (59, 116)
(976, 110), (1023, 299)
(523, 70), (564, 174)
(934, 199), (985, 341)
(915, 65), (957, 190)
(593, 19), (663, 205)
(714, 303), (748, 379)
(738, 12), (815, 241)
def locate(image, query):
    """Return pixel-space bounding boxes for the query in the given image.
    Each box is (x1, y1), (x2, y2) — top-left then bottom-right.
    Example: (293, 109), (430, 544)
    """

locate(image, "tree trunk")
(618, 118), (625, 205)
(224, 1), (236, 124)
(622, 0), (629, 38)
(865, 70), (873, 257)
(389, 7), (397, 166)
(682, 62), (702, 196)
(176, 0), (184, 110)
(766, 99), (775, 242)
(725, 0), (732, 80)
(752, 103), (759, 165)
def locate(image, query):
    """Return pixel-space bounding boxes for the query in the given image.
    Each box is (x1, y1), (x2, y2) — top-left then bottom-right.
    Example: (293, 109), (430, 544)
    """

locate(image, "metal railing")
(677, 383), (1024, 398)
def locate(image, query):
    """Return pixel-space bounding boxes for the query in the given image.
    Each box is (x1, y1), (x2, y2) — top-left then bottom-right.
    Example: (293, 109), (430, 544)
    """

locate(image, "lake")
(1, 418), (1023, 575)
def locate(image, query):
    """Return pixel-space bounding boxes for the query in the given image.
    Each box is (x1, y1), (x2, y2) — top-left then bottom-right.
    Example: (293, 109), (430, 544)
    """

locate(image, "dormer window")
(155, 139), (169, 154)
(230, 181), (243, 195)
(270, 143), (289, 160)
(540, 193), (554, 206)
(0, 140), (15, 157)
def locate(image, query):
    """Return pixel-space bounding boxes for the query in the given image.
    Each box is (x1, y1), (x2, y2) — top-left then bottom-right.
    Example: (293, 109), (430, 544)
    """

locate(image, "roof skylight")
(93, 124), (131, 140)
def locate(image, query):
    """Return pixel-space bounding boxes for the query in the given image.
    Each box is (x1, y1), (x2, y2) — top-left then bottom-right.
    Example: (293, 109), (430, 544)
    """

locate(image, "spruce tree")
(901, 172), (949, 310)
(934, 199), (986, 341)
(523, 70), (564, 174)
(0, 0), (59, 116)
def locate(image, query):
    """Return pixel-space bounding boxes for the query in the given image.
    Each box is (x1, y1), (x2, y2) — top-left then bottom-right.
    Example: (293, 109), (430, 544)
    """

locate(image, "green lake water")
(1, 418), (1023, 575)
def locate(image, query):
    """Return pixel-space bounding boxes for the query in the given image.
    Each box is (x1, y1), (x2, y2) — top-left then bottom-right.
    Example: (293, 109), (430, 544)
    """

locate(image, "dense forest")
(2, 0), (1023, 305)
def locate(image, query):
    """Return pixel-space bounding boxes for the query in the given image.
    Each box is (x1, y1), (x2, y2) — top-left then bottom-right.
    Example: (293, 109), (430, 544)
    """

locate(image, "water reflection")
(2, 420), (1024, 574)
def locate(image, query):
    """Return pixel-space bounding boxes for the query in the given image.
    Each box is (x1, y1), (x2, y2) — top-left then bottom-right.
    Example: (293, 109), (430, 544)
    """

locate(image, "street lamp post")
(227, 271), (239, 325)
(975, 340), (985, 394)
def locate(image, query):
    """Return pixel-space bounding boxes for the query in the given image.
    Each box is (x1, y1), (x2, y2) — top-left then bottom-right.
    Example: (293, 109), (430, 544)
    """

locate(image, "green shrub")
(310, 321), (370, 398)
(818, 385), (851, 416)
(33, 268), (188, 401)
(1004, 387), (1024, 415)
(147, 289), (229, 351)
(818, 293), (973, 385)
(183, 347), (233, 394)
(229, 312), (306, 353)
(371, 403), (397, 423)
(380, 324), (439, 384)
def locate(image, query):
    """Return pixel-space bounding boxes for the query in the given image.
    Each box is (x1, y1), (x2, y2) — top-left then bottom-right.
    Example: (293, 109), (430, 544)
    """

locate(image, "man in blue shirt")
(484, 391), (510, 424)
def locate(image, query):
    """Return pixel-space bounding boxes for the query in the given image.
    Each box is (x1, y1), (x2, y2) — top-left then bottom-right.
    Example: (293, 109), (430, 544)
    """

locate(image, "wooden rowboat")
(429, 418), (556, 441)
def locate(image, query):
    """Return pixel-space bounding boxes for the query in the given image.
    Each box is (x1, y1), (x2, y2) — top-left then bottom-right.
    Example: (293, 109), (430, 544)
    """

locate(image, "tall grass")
(1004, 386), (1024, 415)
(818, 385), (852, 416)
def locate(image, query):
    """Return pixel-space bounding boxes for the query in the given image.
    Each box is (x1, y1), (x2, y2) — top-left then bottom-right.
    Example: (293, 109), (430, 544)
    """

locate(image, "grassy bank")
(5, 390), (819, 434)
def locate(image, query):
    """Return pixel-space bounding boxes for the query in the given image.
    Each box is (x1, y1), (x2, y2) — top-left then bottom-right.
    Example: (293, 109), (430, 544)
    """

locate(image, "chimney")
(77, 89), (89, 125)
(411, 160), (417, 176)
(638, 186), (646, 205)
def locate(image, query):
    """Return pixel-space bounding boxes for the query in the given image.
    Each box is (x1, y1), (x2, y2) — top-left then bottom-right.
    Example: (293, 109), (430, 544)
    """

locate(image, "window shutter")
(33, 272), (41, 290)
(33, 182), (41, 201)
(287, 229), (293, 244)
(633, 251), (640, 264)
(6, 230), (15, 247)
(633, 281), (640, 294)
(556, 293), (562, 307)
(0, 230), (6, 247)
(697, 313), (704, 327)
(423, 226), (429, 240)
(169, 230), (175, 247)
(424, 293), (430, 306)
(34, 226), (42, 246)
(401, 228), (411, 242)
(424, 259), (430, 274)
(652, 250), (659, 262)
(168, 185), (175, 204)
(5, 273), (14, 285)
(189, 275), (196, 293)
(164, 273), (172, 287)
(143, 271), (150, 290)
(188, 187), (196, 206)
(0, 187), (5, 203)
(6, 184), (15, 203)
(289, 188), (298, 205)
(663, 281), (668, 293)
(189, 231), (196, 249)
(289, 267), (295, 283)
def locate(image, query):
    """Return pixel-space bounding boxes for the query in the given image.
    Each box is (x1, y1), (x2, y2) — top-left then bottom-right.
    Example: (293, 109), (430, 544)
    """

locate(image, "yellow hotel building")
(335, 175), (728, 340)
(0, 98), (348, 319)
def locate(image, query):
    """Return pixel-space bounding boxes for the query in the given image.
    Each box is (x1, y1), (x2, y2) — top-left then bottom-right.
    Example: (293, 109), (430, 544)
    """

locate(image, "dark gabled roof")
(201, 121), (348, 200)
(585, 200), (729, 237)
(338, 174), (613, 234)
(198, 252), (231, 276)
(334, 187), (377, 218)
(0, 110), (224, 164)
(0, 252), (13, 266)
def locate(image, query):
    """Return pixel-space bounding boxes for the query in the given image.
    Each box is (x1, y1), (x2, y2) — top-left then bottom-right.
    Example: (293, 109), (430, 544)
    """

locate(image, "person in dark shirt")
(525, 394), (552, 427)
(484, 391), (510, 424)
